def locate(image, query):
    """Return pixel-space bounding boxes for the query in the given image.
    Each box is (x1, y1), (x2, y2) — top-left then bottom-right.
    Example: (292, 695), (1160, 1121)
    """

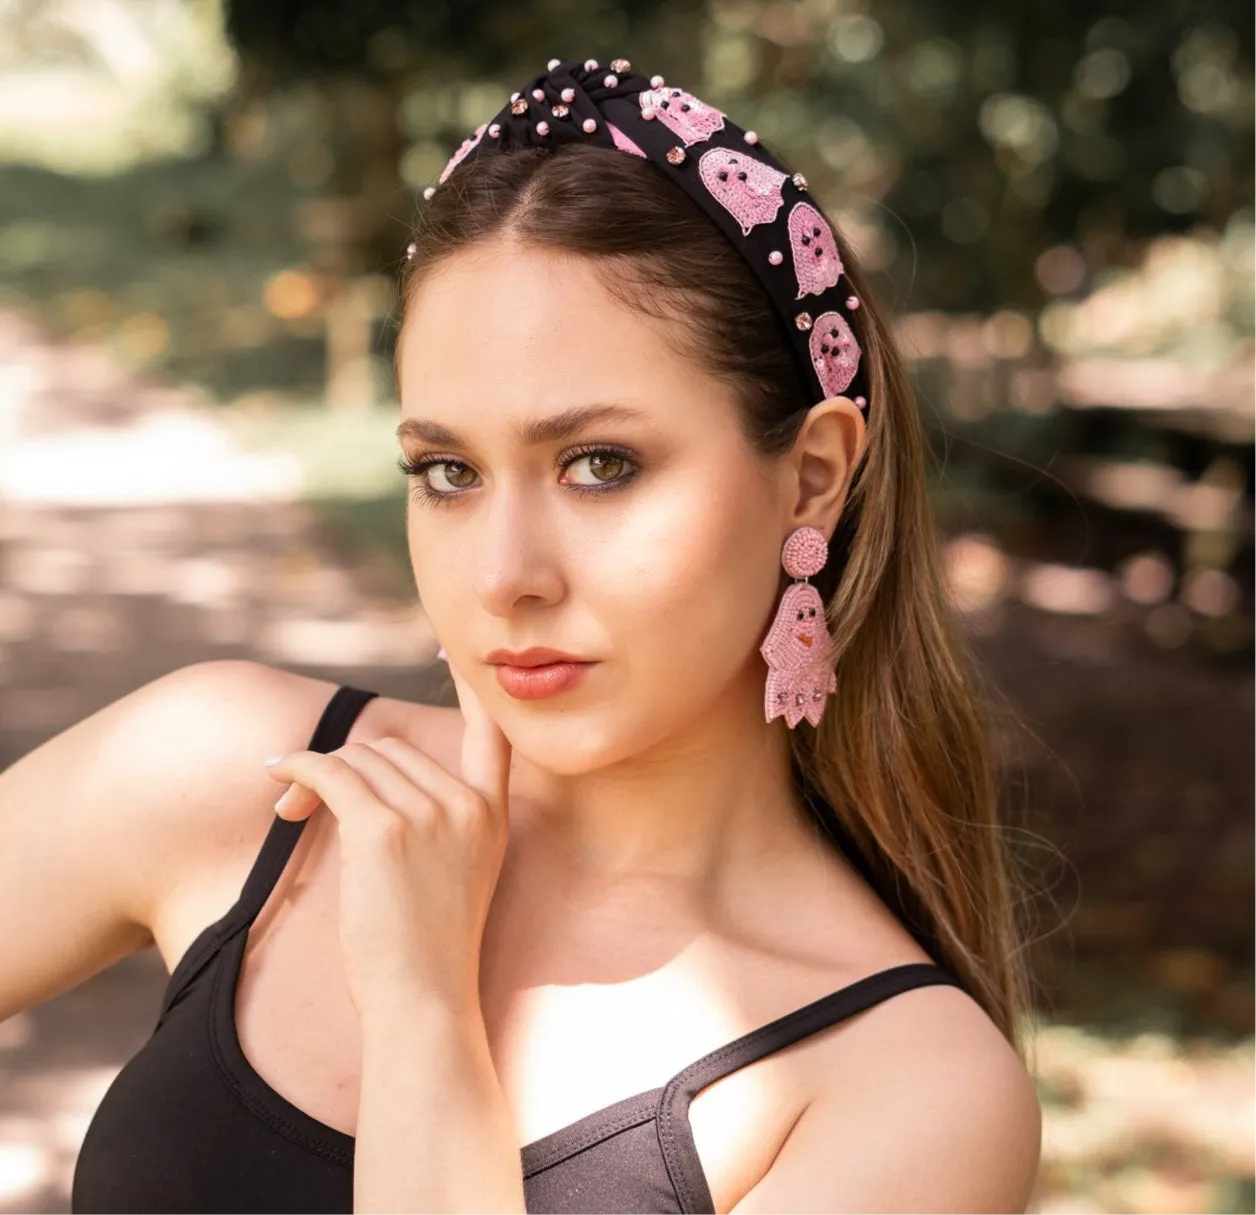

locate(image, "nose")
(471, 490), (565, 615)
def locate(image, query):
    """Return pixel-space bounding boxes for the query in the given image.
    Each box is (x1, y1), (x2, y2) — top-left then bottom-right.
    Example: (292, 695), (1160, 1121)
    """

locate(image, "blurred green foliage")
(220, 0), (1252, 315)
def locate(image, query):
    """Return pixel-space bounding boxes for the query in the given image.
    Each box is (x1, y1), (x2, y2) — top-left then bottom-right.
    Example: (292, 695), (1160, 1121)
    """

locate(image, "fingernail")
(263, 755), (284, 766)
(274, 784), (298, 815)
(436, 645), (447, 662)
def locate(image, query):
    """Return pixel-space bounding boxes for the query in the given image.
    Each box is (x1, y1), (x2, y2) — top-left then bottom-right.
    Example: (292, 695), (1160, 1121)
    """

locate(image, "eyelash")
(397, 443), (641, 508)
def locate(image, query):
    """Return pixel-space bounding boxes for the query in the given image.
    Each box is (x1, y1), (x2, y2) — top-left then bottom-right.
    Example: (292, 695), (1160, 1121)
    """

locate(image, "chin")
(505, 690), (704, 776)
(504, 714), (625, 776)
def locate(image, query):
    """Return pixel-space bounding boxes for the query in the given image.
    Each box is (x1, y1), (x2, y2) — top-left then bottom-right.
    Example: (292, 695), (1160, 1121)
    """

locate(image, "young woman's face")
(396, 237), (788, 773)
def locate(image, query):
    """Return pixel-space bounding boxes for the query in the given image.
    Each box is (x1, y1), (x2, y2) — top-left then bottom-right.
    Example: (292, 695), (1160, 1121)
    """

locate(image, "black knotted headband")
(413, 56), (870, 414)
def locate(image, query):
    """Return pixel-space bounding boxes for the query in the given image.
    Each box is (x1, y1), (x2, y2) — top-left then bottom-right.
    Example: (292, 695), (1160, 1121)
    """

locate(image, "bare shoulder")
(136, 662), (451, 961)
(89, 660), (343, 937)
(0, 659), (430, 1017)
(42, 660), (435, 965)
(734, 979), (1042, 1213)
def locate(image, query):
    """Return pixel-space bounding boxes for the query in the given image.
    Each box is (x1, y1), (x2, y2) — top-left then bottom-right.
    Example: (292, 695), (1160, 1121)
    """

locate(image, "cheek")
(597, 467), (777, 665)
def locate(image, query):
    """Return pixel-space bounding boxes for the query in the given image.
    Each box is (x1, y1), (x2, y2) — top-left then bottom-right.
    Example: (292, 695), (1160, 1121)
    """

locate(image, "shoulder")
(734, 978), (1042, 1213)
(77, 661), (438, 943)
(0, 660), (374, 1008)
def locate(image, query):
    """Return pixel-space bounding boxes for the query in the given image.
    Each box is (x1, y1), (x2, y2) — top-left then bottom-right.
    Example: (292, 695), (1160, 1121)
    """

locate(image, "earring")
(760, 526), (837, 729)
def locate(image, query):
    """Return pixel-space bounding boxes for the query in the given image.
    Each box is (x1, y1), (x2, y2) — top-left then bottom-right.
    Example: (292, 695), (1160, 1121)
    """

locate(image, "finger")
(265, 756), (323, 820)
(369, 735), (483, 821)
(326, 742), (445, 819)
(264, 751), (393, 834)
(445, 656), (511, 819)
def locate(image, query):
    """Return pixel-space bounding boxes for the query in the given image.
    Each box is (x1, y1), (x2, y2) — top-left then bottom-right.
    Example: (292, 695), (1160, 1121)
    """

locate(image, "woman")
(2, 57), (1041, 1213)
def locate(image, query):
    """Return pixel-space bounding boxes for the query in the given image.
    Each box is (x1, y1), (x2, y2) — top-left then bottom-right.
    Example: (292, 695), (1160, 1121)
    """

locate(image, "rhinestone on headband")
(422, 58), (870, 412)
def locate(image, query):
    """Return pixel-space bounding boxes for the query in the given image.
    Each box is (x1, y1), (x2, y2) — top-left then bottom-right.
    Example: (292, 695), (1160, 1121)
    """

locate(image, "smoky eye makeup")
(397, 442), (642, 508)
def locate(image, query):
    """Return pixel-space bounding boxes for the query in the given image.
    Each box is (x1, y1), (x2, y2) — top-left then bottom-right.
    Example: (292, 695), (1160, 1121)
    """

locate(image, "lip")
(494, 660), (593, 700)
(485, 647), (588, 668)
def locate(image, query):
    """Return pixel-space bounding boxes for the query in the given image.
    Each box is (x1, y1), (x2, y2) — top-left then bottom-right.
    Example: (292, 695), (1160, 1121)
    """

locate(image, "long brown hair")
(396, 142), (1038, 1060)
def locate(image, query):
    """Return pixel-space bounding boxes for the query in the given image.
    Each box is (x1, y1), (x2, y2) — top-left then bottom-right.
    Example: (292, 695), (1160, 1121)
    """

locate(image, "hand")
(263, 662), (512, 1018)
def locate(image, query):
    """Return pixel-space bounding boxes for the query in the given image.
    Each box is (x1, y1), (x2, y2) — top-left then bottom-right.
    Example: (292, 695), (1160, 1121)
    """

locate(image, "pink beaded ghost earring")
(760, 526), (838, 729)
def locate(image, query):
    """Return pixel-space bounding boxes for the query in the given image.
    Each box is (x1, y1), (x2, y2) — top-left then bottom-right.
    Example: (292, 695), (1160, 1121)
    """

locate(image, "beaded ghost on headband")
(411, 56), (869, 415)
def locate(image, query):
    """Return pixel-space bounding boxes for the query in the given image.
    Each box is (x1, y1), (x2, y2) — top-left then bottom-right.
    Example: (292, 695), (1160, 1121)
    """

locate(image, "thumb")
(446, 654), (512, 814)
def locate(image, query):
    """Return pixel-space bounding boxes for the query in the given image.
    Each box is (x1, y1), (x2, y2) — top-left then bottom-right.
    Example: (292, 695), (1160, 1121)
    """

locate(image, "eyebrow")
(395, 403), (647, 449)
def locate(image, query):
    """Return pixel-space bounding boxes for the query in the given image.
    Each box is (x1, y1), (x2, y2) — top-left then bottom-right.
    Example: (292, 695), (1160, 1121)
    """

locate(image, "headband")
(413, 56), (869, 414)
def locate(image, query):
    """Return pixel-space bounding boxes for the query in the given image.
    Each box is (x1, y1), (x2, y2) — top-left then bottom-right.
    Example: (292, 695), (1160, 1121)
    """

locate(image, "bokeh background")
(0, 1), (1251, 1211)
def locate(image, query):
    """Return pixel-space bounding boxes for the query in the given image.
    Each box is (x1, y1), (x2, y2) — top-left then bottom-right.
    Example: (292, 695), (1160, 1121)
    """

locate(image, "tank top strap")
(655, 961), (964, 1213)
(232, 684), (379, 925)
(155, 684), (379, 1028)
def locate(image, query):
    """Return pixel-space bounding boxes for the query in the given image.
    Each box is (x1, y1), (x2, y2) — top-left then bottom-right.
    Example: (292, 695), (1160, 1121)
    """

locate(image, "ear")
(786, 396), (868, 530)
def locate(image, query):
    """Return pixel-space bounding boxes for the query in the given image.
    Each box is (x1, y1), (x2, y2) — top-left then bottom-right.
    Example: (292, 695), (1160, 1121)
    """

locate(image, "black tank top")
(72, 684), (965, 1214)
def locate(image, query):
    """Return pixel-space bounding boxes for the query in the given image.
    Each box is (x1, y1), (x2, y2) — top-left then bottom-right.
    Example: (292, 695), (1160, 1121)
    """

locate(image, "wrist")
(356, 984), (481, 1042)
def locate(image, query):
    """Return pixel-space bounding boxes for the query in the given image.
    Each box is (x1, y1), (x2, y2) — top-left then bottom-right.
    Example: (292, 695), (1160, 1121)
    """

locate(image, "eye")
(397, 444), (640, 507)
(425, 459), (476, 493)
(563, 449), (631, 488)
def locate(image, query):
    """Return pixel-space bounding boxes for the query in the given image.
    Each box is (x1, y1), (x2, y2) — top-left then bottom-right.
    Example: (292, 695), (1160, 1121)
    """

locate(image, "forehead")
(396, 238), (728, 436)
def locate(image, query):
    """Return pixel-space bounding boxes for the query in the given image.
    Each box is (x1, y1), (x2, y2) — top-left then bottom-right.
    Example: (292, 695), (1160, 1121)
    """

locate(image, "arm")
(731, 990), (1042, 1214)
(354, 994), (527, 1214)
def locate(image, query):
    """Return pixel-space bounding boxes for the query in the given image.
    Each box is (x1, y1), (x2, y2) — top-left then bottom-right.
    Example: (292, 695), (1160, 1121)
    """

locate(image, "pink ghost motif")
(760, 582), (837, 728)
(438, 123), (487, 184)
(788, 202), (844, 299)
(809, 311), (862, 398)
(697, 149), (787, 235)
(606, 121), (647, 158)
(638, 87), (725, 145)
